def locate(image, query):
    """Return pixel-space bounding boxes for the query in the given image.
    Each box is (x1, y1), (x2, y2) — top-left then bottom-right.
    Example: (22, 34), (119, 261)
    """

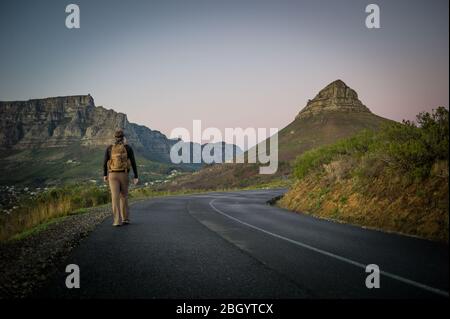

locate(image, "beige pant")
(108, 172), (129, 225)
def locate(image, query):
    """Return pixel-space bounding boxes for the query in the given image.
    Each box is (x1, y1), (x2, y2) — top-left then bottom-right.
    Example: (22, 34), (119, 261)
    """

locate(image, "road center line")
(209, 198), (449, 297)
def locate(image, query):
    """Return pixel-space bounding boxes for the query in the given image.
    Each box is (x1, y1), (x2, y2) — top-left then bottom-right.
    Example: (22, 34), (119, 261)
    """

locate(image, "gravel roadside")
(0, 205), (112, 299)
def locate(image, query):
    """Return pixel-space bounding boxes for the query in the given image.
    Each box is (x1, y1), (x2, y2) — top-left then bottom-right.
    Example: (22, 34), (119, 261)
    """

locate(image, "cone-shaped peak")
(328, 79), (347, 87)
(296, 80), (371, 119)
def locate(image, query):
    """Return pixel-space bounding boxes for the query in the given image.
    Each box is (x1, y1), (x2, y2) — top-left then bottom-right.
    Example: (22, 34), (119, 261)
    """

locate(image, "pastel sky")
(0, 0), (448, 146)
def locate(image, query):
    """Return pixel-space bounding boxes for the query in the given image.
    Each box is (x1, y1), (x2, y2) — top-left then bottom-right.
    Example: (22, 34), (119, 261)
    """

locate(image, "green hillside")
(277, 111), (392, 162)
(279, 107), (449, 242)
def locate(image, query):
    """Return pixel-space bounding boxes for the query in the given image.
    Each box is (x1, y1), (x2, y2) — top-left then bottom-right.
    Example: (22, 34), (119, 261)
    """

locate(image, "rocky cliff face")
(296, 80), (371, 119)
(0, 95), (177, 162)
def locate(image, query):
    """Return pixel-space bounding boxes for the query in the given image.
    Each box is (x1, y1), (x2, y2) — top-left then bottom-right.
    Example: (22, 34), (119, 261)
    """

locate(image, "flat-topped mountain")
(0, 94), (176, 163)
(0, 95), (184, 186)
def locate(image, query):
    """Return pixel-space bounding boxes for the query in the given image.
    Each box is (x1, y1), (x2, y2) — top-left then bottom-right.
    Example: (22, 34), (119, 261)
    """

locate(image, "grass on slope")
(276, 111), (392, 162)
(0, 184), (111, 241)
(279, 107), (449, 242)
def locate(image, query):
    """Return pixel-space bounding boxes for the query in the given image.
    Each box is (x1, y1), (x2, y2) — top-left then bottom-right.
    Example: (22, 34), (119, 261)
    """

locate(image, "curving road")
(41, 189), (449, 298)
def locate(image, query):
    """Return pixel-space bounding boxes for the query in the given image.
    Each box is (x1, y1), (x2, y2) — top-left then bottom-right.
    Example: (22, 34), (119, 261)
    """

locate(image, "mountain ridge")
(0, 94), (179, 163)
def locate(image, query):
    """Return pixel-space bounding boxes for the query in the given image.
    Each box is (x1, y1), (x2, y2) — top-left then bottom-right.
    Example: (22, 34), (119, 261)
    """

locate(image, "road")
(40, 189), (449, 298)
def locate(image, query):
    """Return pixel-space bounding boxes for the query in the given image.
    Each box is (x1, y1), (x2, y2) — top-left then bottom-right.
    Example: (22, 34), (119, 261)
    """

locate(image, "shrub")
(294, 130), (376, 179)
(294, 107), (449, 181)
(376, 107), (449, 179)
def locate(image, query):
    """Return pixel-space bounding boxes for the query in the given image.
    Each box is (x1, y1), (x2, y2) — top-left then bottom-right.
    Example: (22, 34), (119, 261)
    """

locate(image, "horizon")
(0, 0), (448, 146)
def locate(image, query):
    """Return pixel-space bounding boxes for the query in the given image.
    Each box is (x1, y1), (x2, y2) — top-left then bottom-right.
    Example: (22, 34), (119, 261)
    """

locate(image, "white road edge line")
(209, 198), (449, 297)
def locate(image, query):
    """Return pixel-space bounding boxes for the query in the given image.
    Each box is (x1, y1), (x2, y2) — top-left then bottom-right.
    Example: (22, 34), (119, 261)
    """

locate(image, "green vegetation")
(0, 184), (111, 241)
(129, 187), (202, 199)
(294, 107), (449, 182)
(0, 143), (185, 187)
(277, 111), (392, 162)
(10, 216), (68, 241)
(281, 107), (449, 242)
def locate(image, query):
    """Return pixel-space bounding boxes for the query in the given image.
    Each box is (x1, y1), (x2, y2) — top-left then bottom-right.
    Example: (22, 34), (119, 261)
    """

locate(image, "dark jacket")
(103, 144), (138, 178)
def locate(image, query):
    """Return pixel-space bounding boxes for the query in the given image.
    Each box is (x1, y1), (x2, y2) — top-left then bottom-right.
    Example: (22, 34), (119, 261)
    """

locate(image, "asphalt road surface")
(40, 189), (449, 298)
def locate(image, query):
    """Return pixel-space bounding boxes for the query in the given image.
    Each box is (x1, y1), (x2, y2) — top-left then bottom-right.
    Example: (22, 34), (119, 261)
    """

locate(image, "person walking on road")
(103, 129), (139, 226)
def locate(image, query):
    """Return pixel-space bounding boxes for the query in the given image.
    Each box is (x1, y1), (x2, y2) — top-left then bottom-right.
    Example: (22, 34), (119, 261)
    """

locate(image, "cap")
(114, 129), (125, 138)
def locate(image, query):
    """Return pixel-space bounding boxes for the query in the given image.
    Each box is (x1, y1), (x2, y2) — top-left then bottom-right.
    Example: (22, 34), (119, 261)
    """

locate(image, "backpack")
(108, 144), (131, 172)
